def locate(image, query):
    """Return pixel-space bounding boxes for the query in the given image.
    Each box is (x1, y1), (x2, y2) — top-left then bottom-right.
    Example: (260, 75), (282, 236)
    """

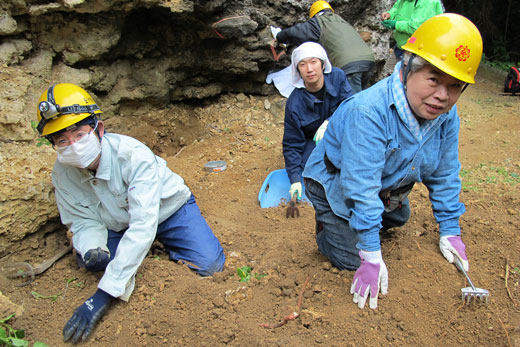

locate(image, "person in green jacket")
(381, 0), (444, 59)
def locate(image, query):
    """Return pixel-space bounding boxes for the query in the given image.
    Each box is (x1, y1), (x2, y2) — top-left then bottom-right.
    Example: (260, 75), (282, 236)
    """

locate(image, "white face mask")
(57, 131), (101, 168)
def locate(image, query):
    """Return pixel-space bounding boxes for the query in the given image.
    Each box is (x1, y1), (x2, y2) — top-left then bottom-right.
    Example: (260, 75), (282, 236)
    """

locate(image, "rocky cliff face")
(0, 0), (392, 254)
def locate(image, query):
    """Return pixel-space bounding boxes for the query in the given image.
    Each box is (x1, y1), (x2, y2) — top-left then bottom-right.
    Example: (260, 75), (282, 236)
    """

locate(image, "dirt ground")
(1, 74), (520, 346)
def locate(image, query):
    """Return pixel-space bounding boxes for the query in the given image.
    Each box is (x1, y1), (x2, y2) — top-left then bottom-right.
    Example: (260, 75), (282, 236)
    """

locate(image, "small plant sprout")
(0, 313), (49, 346)
(236, 266), (266, 282)
(31, 291), (62, 302)
(237, 266), (251, 282)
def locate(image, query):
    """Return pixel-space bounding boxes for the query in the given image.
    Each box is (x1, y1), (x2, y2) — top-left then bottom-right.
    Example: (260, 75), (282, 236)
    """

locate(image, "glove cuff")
(92, 288), (114, 305)
(359, 249), (383, 263)
(290, 182), (302, 190)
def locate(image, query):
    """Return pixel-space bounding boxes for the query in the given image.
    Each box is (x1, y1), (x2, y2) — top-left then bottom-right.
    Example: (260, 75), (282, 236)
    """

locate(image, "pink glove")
(439, 235), (469, 271)
(350, 250), (388, 309)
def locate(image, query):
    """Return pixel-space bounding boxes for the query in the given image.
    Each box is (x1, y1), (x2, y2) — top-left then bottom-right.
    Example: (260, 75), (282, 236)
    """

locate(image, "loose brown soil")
(1, 76), (519, 346)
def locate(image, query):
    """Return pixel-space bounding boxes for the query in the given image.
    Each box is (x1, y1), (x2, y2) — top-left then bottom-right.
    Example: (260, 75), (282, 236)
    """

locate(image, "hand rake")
(454, 257), (489, 305)
(286, 193), (300, 218)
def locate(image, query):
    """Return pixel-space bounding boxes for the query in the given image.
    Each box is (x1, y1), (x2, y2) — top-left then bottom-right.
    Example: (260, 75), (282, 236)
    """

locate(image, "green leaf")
(254, 273), (267, 280)
(13, 329), (25, 338)
(237, 266), (251, 282)
(31, 291), (62, 301)
(34, 342), (49, 347)
(0, 327), (7, 338)
(9, 337), (29, 346)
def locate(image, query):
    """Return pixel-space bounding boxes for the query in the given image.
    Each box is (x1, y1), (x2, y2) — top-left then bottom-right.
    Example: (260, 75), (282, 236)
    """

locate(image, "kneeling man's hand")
(63, 289), (113, 344)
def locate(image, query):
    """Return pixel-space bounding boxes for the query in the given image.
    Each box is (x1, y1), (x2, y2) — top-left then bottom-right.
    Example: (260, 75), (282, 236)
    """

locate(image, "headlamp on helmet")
(38, 100), (60, 120)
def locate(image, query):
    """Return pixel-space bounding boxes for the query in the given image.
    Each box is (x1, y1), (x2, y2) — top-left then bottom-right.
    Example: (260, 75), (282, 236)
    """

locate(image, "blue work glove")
(382, 20), (396, 29)
(83, 247), (110, 272)
(439, 235), (469, 271)
(350, 250), (388, 309)
(63, 289), (113, 344)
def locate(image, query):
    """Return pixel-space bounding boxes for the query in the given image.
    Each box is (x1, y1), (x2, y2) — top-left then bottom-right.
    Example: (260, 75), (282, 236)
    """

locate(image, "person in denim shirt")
(35, 83), (225, 343)
(303, 14), (483, 310)
(283, 42), (352, 200)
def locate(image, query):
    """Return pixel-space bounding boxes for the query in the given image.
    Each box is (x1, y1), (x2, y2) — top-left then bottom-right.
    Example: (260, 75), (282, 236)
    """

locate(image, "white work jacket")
(52, 133), (191, 300)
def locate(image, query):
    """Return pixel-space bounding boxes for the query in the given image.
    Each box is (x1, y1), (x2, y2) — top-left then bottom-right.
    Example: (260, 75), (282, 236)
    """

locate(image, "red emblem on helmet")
(455, 45), (470, 62)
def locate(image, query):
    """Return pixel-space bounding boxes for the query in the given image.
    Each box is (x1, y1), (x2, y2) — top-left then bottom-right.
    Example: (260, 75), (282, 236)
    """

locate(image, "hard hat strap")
(401, 53), (415, 93)
(59, 104), (100, 115)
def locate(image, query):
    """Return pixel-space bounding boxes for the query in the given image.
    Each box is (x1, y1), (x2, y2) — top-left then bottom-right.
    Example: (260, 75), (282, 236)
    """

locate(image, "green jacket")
(388, 0), (444, 47)
(317, 12), (374, 68)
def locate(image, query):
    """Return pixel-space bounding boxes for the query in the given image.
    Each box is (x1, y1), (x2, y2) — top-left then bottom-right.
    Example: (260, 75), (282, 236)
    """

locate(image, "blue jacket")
(283, 67), (352, 184)
(303, 64), (465, 251)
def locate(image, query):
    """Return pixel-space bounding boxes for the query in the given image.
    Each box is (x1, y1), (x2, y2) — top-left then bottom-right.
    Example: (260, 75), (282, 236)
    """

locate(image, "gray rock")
(0, 39), (31, 65)
(0, 12), (17, 35)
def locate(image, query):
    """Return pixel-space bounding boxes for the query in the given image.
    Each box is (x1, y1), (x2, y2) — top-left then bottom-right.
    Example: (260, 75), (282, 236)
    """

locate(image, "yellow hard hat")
(401, 13), (483, 84)
(309, 1), (333, 18)
(36, 83), (102, 136)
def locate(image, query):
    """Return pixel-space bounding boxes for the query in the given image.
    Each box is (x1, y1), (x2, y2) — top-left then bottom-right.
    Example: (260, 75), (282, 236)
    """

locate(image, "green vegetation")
(482, 52), (519, 73)
(0, 313), (48, 347)
(460, 163), (520, 192)
(30, 291), (61, 302)
(65, 277), (84, 289)
(236, 266), (266, 282)
(29, 121), (51, 147)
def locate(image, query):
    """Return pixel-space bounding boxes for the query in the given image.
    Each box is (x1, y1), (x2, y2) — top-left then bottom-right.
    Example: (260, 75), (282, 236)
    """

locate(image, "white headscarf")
(290, 42), (332, 88)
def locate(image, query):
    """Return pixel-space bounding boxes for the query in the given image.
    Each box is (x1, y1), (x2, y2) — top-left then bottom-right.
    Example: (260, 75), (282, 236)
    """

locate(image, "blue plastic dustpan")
(258, 169), (310, 208)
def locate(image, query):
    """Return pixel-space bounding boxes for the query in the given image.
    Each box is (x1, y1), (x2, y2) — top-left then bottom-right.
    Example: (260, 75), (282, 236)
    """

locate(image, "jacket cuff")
(356, 230), (381, 252)
(439, 218), (461, 237)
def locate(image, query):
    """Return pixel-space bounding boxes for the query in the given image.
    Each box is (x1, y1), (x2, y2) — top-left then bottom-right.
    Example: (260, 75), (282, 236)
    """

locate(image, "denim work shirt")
(283, 67), (352, 184)
(303, 63), (465, 251)
(52, 133), (191, 300)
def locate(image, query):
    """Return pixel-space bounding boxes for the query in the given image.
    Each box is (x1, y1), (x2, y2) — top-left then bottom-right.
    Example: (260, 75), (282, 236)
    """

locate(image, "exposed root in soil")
(259, 274), (311, 329)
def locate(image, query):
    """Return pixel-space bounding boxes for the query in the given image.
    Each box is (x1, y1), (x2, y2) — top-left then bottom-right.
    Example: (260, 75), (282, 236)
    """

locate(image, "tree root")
(260, 274), (311, 329)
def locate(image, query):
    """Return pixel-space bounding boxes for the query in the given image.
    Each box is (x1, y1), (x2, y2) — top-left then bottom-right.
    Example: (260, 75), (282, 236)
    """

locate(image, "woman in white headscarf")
(283, 41), (353, 201)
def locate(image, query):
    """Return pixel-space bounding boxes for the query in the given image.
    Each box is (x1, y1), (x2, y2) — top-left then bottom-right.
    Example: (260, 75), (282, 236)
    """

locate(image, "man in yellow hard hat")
(271, 0), (375, 94)
(36, 83), (226, 343)
(302, 13), (483, 309)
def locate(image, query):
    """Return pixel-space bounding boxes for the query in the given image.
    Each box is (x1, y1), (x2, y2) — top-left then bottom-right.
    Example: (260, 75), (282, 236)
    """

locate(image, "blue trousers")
(346, 70), (374, 94)
(304, 179), (410, 270)
(78, 194), (225, 276)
